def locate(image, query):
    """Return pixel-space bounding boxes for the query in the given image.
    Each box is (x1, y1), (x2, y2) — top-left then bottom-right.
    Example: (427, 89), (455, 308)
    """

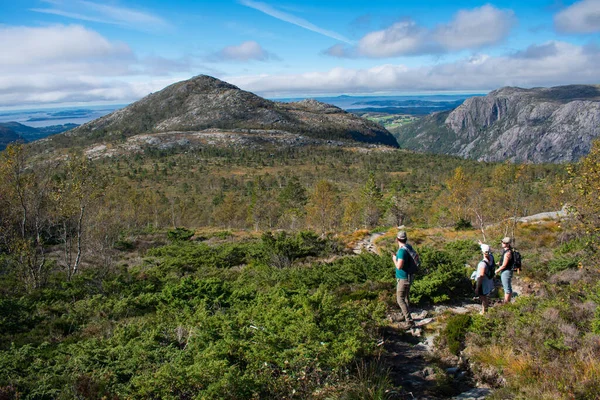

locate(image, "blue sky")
(0, 0), (599, 108)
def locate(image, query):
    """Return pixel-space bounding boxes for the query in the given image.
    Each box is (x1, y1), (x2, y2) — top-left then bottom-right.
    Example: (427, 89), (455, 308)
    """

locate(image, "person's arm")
(393, 249), (404, 270)
(478, 261), (486, 278)
(495, 251), (512, 274)
(475, 261), (485, 294)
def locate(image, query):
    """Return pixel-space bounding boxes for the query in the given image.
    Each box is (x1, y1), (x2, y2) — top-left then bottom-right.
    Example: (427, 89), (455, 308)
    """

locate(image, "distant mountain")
(63, 75), (398, 148)
(393, 85), (600, 163)
(0, 125), (25, 150)
(0, 122), (78, 150)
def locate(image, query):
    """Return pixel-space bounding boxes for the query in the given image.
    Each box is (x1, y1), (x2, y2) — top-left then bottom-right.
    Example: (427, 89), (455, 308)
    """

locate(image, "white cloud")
(31, 0), (170, 32)
(211, 41), (279, 62)
(0, 74), (183, 107)
(328, 4), (515, 58)
(238, 0), (354, 44)
(0, 25), (197, 107)
(0, 25), (132, 67)
(433, 4), (516, 50)
(356, 20), (435, 57)
(229, 41), (600, 95)
(555, 0), (600, 33)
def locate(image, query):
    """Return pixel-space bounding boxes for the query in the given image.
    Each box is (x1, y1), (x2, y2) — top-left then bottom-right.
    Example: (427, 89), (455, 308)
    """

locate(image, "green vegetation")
(465, 279), (600, 399)
(362, 113), (418, 130)
(0, 231), (473, 398)
(443, 314), (473, 355)
(1, 136), (599, 398)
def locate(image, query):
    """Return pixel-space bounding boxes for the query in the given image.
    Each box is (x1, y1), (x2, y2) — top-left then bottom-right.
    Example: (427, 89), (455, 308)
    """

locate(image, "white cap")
(481, 244), (490, 253)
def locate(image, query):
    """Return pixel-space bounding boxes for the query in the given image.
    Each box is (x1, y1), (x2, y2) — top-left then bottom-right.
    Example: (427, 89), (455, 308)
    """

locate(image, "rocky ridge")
(61, 75), (398, 149)
(394, 85), (600, 163)
(79, 128), (395, 159)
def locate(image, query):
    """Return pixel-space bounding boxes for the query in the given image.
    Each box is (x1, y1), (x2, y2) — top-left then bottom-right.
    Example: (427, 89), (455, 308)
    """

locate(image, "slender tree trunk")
(72, 205), (85, 277)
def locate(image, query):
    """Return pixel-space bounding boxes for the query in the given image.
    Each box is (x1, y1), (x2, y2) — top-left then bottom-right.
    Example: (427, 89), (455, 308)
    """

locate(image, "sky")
(0, 0), (599, 109)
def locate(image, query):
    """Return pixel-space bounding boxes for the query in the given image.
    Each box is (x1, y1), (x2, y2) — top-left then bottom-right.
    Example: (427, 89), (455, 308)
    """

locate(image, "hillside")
(59, 75), (398, 149)
(0, 125), (24, 150)
(0, 122), (78, 150)
(1, 117), (598, 399)
(393, 85), (600, 163)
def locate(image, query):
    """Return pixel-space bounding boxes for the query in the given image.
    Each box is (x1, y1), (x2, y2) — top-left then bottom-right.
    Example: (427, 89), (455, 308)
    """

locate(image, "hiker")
(392, 231), (418, 327)
(495, 237), (514, 304)
(478, 239), (495, 268)
(476, 244), (495, 314)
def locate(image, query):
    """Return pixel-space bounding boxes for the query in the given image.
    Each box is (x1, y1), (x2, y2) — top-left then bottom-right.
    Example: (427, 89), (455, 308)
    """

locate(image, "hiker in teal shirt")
(392, 231), (415, 327)
(395, 246), (410, 280)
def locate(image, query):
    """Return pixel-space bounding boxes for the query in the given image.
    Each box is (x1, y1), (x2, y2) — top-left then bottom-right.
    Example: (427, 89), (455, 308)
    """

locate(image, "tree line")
(2, 140), (595, 292)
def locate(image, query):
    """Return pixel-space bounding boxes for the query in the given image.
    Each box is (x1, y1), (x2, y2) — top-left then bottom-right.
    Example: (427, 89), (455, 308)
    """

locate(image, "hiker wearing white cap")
(476, 244), (495, 314)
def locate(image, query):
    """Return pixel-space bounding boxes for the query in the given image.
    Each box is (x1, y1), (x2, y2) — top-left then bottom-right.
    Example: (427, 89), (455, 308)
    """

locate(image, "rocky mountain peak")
(394, 84), (600, 163)
(57, 75), (398, 149)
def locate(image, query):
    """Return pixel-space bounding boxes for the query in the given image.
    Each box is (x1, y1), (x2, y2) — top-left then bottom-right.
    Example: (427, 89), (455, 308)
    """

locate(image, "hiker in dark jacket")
(476, 244), (495, 314)
(392, 231), (416, 327)
(495, 237), (514, 304)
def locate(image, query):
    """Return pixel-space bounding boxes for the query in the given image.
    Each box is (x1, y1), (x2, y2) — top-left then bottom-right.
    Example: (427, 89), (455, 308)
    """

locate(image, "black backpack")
(403, 243), (420, 274)
(512, 249), (522, 271)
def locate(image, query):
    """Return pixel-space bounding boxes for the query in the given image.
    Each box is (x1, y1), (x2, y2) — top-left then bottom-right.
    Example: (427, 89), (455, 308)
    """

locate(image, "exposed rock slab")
(395, 84), (600, 163)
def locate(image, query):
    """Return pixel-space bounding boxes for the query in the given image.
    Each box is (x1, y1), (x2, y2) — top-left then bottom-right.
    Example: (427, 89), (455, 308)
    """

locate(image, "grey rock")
(395, 84), (600, 163)
(65, 75), (398, 148)
(415, 317), (434, 326)
(452, 387), (492, 400)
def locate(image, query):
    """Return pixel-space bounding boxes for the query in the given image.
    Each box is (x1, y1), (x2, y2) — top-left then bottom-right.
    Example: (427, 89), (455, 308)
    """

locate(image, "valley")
(1, 76), (599, 399)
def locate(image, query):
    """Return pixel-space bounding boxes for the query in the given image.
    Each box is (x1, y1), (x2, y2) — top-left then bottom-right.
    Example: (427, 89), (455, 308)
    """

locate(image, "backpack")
(402, 243), (420, 275)
(484, 257), (496, 279)
(512, 249), (522, 271)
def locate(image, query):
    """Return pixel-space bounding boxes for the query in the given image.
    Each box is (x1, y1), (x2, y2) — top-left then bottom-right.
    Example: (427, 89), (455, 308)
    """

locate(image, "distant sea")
(0, 105), (125, 128)
(273, 94), (484, 110)
(0, 94), (485, 128)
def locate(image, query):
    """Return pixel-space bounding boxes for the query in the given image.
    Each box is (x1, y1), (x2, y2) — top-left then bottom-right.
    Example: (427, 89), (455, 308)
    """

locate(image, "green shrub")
(114, 239), (134, 251)
(554, 238), (587, 255)
(443, 314), (472, 355)
(547, 256), (580, 274)
(167, 227), (194, 242)
(260, 231), (330, 267)
(213, 230), (233, 239)
(454, 218), (473, 230)
(410, 245), (472, 304)
(443, 240), (480, 266)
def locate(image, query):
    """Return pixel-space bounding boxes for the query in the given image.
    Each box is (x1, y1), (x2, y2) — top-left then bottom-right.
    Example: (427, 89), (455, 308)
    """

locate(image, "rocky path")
(355, 230), (530, 399)
(380, 305), (492, 400)
(352, 231), (385, 254)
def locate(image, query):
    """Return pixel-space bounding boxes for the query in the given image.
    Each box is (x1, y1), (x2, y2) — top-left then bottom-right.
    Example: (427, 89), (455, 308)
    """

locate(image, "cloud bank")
(554, 0), (600, 33)
(327, 4), (516, 58)
(0, 25), (597, 108)
(231, 41), (600, 96)
(0, 25), (190, 107)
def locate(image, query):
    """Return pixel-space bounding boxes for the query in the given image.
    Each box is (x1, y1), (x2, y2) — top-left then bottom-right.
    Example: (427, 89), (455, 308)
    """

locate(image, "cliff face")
(394, 85), (600, 163)
(63, 75), (398, 148)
